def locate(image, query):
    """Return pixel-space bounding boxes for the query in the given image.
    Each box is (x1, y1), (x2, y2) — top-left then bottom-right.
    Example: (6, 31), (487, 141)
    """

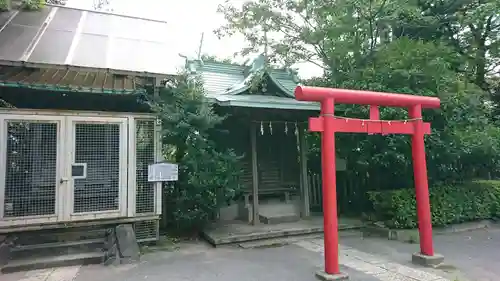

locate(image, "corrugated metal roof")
(269, 70), (298, 96)
(200, 62), (244, 95)
(0, 65), (145, 94)
(196, 60), (298, 96)
(194, 58), (319, 110)
(0, 5), (184, 77)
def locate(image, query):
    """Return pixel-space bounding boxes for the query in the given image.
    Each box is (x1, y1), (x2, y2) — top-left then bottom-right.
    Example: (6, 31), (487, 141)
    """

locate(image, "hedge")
(367, 180), (500, 229)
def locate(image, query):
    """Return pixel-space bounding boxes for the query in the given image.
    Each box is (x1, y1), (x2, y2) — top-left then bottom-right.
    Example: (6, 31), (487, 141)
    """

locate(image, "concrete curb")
(202, 223), (363, 246)
(363, 219), (496, 243)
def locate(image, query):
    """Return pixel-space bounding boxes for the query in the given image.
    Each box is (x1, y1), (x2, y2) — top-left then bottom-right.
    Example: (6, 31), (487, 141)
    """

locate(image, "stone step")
(1, 224), (142, 272)
(202, 218), (364, 246)
(238, 229), (363, 249)
(258, 201), (301, 225)
(1, 225), (110, 273)
(259, 213), (300, 224)
(15, 227), (107, 245)
(238, 233), (323, 249)
(1, 251), (104, 273)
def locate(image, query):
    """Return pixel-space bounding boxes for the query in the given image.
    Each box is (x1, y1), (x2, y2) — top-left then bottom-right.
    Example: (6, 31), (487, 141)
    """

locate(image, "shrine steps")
(0, 226), (108, 273)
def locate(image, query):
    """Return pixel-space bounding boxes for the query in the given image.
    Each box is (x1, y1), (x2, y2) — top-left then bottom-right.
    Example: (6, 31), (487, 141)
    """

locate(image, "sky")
(64, 0), (323, 78)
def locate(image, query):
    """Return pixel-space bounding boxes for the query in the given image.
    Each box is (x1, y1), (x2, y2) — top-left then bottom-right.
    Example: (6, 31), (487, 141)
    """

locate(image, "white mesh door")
(69, 118), (127, 220)
(135, 119), (155, 214)
(1, 119), (59, 221)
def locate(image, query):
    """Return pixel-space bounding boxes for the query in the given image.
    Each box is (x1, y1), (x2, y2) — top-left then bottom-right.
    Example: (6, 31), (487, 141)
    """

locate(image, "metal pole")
(409, 104), (434, 256)
(250, 122), (260, 225)
(321, 98), (340, 274)
(298, 124), (310, 218)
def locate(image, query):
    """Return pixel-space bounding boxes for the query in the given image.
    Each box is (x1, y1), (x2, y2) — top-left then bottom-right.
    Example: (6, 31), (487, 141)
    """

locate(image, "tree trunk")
(475, 40), (487, 90)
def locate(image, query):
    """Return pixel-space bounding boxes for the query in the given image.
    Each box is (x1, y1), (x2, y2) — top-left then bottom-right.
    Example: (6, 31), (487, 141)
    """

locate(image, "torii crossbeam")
(295, 86), (445, 280)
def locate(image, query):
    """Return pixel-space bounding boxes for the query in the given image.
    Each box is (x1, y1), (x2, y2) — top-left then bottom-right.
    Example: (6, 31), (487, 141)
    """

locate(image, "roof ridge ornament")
(286, 68), (300, 83)
(180, 53), (203, 74)
(243, 53), (267, 77)
(252, 54), (266, 72)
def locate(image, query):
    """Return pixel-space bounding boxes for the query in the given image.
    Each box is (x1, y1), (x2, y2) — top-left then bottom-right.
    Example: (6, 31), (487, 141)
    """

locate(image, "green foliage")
(0, 0), (10, 11)
(200, 54), (235, 64)
(148, 73), (244, 233)
(45, 0), (67, 5)
(368, 180), (500, 229)
(217, 0), (500, 216)
(316, 39), (500, 195)
(217, 0), (499, 89)
(22, 0), (45, 10)
(0, 98), (15, 108)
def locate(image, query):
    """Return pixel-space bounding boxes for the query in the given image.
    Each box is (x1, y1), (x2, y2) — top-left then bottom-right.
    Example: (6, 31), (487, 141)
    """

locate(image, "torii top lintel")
(295, 86), (440, 109)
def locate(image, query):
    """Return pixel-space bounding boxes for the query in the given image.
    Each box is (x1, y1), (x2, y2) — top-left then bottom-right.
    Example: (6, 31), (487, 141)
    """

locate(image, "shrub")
(163, 140), (243, 233)
(147, 73), (244, 234)
(0, 0), (10, 11)
(22, 0), (45, 10)
(367, 180), (500, 229)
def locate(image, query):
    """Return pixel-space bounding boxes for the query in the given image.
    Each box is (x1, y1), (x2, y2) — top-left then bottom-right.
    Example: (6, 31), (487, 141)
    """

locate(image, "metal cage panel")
(135, 119), (156, 214)
(134, 219), (159, 243)
(0, 111), (160, 229)
(3, 121), (58, 218)
(73, 123), (121, 213)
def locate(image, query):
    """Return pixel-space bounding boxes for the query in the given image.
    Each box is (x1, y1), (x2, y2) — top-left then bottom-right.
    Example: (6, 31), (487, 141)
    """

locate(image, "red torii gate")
(295, 86), (444, 280)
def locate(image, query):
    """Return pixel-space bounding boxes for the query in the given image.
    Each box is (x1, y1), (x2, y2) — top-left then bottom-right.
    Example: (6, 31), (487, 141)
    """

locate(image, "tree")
(216, 0), (500, 215)
(397, 0), (500, 90)
(46, 0), (67, 5)
(46, 0), (111, 10)
(455, 0), (500, 89)
(146, 73), (244, 233)
(216, 0), (423, 77)
(216, 0), (499, 88)
(200, 54), (235, 64)
(0, 0), (112, 11)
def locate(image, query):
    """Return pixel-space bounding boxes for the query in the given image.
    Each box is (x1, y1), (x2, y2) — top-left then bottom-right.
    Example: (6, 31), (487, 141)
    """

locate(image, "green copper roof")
(189, 54), (319, 111)
(0, 66), (146, 94)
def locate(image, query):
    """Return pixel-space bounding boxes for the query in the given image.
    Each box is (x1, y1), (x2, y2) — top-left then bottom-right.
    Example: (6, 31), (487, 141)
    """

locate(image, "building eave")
(206, 94), (319, 111)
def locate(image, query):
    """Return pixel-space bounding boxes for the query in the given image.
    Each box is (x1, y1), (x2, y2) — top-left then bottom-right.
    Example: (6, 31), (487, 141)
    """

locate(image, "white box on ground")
(148, 162), (179, 182)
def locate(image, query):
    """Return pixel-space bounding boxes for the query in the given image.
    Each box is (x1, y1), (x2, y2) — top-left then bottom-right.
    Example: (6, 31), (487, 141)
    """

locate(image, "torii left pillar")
(295, 86), (445, 281)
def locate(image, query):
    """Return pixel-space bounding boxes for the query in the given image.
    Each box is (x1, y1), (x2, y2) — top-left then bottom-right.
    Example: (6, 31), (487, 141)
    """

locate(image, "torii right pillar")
(408, 104), (445, 268)
(295, 86), (445, 281)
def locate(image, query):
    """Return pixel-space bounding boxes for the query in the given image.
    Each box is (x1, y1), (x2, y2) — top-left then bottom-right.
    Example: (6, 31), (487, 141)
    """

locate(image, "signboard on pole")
(148, 162), (178, 182)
